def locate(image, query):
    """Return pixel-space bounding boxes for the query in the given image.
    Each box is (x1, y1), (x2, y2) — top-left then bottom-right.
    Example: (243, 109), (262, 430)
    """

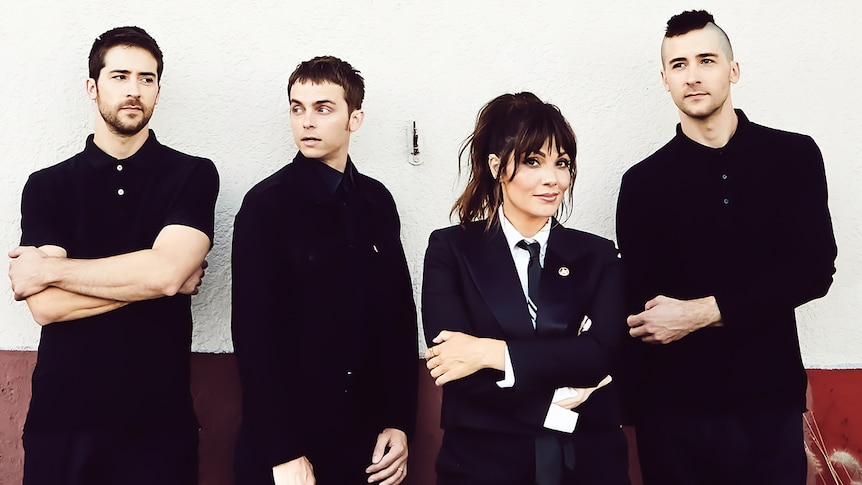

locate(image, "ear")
(488, 154), (501, 179)
(348, 109), (365, 132)
(86, 78), (98, 101)
(729, 60), (740, 85)
(660, 70), (670, 92)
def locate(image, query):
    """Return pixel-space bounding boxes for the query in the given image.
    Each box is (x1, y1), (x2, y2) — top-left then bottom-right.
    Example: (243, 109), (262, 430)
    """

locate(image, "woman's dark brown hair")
(452, 92), (577, 227)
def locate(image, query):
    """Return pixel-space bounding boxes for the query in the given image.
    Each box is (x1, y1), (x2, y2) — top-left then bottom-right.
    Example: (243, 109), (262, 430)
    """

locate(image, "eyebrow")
(108, 69), (157, 78)
(668, 52), (719, 65)
(289, 98), (336, 106)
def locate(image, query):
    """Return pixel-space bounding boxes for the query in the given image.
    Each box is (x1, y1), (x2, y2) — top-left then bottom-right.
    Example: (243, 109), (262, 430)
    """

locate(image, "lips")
(534, 193), (560, 203)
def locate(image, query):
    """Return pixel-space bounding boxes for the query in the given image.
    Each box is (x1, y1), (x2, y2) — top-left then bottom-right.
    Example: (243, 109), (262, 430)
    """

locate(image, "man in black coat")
(616, 10), (837, 485)
(231, 56), (418, 485)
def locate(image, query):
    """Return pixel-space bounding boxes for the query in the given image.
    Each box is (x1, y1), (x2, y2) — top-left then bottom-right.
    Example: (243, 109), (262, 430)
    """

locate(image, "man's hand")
(425, 330), (506, 386)
(365, 428), (408, 485)
(272, 455), (315, 485)
(553, 375), (613, 410)
(179, 259), (208, 295)
(627, 295), (723, 344)
(9, 245), (60, 300)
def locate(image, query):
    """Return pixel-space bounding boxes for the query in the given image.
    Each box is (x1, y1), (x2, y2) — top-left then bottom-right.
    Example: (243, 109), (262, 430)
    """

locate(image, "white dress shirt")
(496, 209), (579, 433)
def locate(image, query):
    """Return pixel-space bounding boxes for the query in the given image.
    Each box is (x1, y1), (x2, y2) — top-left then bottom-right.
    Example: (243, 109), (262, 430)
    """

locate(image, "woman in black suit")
(422, 92), (630, 485)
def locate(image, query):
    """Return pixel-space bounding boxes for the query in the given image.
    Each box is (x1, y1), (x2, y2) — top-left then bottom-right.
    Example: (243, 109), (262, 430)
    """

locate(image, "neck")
(679, 102), (738, 148)
(502, 205), (548, 238)
(92, 119), (150, 159)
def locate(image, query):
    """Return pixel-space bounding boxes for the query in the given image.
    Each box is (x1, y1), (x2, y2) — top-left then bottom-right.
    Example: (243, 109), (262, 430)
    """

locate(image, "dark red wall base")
(1, 351), (858, 484)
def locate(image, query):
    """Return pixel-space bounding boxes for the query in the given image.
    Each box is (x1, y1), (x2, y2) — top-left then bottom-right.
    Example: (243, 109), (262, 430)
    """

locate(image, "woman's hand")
(552, 375), (613, 410)
(425, 330), (506, 386)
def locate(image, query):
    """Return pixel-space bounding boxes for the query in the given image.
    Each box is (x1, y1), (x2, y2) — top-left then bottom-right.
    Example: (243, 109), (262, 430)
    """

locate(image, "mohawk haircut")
(663, 9), (734, 60)
(666, 10), (716, 37)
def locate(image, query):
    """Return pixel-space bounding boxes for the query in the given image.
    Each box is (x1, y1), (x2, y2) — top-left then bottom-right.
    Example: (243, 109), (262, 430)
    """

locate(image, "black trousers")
(636, 410), (807, 485)
(234, 429), (380, 485)
(436, 425), (630, 485)
(22, 429), (198, 485)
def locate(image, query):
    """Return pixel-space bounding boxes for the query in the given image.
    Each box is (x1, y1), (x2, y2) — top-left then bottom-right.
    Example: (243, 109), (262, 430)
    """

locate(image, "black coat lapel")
(463, 225), (536, 339)
(536, 224), (588, 337)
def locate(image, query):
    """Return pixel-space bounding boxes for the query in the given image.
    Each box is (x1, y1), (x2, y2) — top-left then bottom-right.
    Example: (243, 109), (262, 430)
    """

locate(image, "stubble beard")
(97, 96), (153, 137)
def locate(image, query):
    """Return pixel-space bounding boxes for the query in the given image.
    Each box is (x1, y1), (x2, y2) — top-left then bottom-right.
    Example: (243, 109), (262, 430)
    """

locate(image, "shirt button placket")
(718, 151), (730, 205)
(116, 163), (126, 198)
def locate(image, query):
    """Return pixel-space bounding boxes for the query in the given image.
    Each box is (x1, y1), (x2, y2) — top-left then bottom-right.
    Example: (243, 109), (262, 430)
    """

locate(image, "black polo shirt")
(20, 130), (219, 432)
(616, 110), (837, 417)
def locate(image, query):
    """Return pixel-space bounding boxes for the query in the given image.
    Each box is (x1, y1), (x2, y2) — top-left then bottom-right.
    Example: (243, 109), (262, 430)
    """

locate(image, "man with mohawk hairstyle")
(616, 10), (836, 484)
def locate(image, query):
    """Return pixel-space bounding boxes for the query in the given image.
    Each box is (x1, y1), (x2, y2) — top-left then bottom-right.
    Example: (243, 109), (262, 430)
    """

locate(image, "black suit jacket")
(422, 220), (626, 437)
(231, 153), (418, 474)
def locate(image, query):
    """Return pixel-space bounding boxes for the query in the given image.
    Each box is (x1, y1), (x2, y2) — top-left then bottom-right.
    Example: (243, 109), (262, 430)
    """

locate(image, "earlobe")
(660, 70), (670, 92)
(488, 154), (501, 179)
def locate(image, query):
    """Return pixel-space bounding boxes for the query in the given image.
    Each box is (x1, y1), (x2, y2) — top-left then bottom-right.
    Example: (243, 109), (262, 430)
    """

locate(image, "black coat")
(231, 153), (417, 476)
(422, 220), (628, 481)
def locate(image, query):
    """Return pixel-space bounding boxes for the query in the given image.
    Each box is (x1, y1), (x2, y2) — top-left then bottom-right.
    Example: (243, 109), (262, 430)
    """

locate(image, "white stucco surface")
(1, 1), (859, 367)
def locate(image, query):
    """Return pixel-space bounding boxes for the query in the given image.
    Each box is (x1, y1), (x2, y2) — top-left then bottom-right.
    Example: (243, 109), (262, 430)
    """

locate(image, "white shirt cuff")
(543, 388), (579, 433)
(495, 344), (515, 388)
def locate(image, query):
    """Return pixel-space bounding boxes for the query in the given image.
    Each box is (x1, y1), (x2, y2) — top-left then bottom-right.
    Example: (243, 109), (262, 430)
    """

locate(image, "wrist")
(482, 338), (506, 371)
(697, 296), (722, 328)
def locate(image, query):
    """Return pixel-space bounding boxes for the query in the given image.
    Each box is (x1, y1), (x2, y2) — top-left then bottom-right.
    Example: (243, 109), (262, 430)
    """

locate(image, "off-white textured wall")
(1, 1), (859, 367)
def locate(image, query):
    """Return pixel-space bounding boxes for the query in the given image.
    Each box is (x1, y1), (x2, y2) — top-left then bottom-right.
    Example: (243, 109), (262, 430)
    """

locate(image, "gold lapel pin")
(558, 266), (570, 276)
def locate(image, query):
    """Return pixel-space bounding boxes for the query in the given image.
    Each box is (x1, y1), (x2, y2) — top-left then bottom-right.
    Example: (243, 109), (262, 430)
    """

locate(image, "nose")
(685, 65), (701, 85)
(302, 111), (315, 129)
(126, 79), (141, 98)
(541, 166), (559, 186)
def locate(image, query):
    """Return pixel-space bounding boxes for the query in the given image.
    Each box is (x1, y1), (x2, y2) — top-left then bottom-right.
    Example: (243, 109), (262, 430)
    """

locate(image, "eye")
(556, 158), (572, 168)
(112, 74), (127, 80)
(671, 62), (685, 69)
(522, 157), (540, 166)
(317, 106), (332, 113)
(701, 58), (716, 64)
(290, 106), (304, 114)
(140, 77), (155, 84)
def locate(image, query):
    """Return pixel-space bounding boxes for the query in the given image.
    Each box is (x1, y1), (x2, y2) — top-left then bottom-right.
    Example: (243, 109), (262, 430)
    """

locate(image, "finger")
(376, 463), (407, 485)
(626, 314), (643, 328)
(8, 247), (25, 258)
(629, 326), (646, 338)
(597, 375), (613, 387)
(644, 296), (662, 309)
(369, 434), (390, 467)
(432, 330), (451, 344)
(201, 259), (209, 269)
(429, 364), (446, 379)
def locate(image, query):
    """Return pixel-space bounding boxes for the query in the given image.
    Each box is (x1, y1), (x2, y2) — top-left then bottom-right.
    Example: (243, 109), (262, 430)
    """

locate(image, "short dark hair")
(452, 92), (577, 227)
(662, 10), (733, 62)
(88, 26), (163, 83)
(664, 10), (734, 59)
(287, 56), (365, 113)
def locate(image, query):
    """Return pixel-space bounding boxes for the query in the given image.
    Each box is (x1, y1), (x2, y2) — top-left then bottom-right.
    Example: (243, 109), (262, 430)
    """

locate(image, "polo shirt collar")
(84, 129), (159, 169)
(675, 108), (751, 152)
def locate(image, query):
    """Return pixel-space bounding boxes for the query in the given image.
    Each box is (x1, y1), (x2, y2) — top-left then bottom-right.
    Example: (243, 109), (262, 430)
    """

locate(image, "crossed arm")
(9, 224), (211, 325)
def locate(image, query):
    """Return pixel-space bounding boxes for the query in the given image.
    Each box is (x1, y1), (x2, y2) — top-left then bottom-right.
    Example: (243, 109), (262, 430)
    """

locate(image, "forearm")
(44, 225), (209, 301)
(25, 287), (127, 325)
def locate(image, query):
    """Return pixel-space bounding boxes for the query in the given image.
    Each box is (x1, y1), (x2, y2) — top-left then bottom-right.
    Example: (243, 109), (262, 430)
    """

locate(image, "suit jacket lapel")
(537, 224), (586, 337)
(463, 224), (536, 339)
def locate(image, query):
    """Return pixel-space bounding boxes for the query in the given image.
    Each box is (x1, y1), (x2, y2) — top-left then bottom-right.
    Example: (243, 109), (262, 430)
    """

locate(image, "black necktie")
(516, 239), (540, 326)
